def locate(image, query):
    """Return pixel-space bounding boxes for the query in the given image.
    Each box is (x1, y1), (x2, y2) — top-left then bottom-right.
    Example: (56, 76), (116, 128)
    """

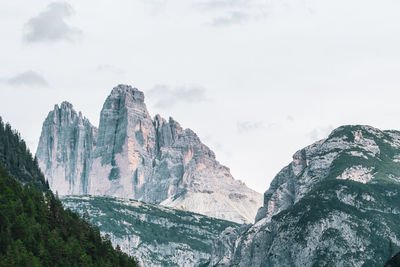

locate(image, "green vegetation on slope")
(327, 125), (400, 183)
(274, 179), (400, 266)
(0, 116), (138, 267)
(0, 164), (138, 266)
(63, 196), (239, 252)
(0, 116), (48, 191)
(62, 196), (240, 266)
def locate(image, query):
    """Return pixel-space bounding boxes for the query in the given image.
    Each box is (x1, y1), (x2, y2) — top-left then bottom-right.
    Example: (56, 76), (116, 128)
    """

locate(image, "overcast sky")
(1, 0), (400, 193)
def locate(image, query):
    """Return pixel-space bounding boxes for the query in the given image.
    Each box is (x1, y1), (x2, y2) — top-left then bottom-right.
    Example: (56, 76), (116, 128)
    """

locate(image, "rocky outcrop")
(209, 125), (400, 266)
(88, 85), (156, 199)
(37, 84), (262, 224)
(36, 102), (97, 195)
(61, 195), (239, 267)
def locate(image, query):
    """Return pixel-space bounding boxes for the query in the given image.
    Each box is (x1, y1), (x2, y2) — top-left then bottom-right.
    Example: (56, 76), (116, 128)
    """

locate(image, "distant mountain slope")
(209, 125), (400, 266)
(62, 195), (239, 267)
(37, 84), (262, 223)
(0, 116), (48, 191)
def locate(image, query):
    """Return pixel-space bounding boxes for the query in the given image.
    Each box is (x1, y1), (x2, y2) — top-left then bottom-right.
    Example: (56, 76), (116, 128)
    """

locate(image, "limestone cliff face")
(88, 85), (157, 199)
(36, 102), (97, 195)
(209, 125), (400, 266)
(36, 84), (262, 224)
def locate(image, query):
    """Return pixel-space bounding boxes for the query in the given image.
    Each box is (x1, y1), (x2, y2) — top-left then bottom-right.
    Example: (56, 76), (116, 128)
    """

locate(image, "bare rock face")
(88, 85), (157, 199)
(209, 125), (400, 266)
(36, 101), (97, 195)
(36, 84), (262, 224)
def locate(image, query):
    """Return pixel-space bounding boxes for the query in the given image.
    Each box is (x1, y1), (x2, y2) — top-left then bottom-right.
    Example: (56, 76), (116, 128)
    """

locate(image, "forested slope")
(0, 116), (48, 191)
(0, 116), (138, 266)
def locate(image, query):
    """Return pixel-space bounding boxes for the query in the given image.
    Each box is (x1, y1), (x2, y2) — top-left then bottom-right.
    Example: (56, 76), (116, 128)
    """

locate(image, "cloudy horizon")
(1, 0), (400, 193)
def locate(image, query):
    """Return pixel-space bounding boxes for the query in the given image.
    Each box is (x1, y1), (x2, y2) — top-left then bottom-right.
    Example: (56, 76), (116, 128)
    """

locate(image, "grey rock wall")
(37, 84), (262, 224)
(36, 101), (97, 195)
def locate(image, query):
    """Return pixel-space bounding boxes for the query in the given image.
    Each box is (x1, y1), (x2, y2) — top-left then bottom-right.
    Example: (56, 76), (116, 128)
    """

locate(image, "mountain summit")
(36, 84), (262, 223)
(36, 100), (97, 195)
(209, 125), (400, 266)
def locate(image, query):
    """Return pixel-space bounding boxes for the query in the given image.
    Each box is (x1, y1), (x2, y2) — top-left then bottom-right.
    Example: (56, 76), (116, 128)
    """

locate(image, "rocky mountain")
(209, 125), (400, 266)
(37, 84), (262, 223)
(62, 195), (239, 266)
(36, 102), (97, 195)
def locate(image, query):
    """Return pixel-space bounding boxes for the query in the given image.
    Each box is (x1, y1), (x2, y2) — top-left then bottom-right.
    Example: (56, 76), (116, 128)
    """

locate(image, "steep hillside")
(0, 117), (138, 266)
(0, 164), (137, 266)
(62, 195), (239, 267)
(0, 116), (48, 191)
(37, 84), (262, 223)
(209, 125), (400, 266)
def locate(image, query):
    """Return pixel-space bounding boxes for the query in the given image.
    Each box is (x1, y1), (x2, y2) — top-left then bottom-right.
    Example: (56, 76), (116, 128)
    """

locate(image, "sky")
(1, 0), (400, 194)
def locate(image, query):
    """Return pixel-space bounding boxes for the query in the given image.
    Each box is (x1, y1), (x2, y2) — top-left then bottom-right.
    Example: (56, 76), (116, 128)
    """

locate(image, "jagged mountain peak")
(37, 84), (262, 223)
(59, 100), (74, 110)
(254, 124), (396, 222)
(154, 115), (181, 127)
(109, 84), (145, 102)
(51, 101), (75, 119)
(53, 101), (73, 111)
(49, 101), (95, 129)
(101, 84), (150, 124)
(210, 124), (400, 266)
(37, 101), (97, 195)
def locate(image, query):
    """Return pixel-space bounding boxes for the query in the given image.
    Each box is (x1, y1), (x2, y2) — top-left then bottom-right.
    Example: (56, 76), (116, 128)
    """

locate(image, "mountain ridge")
(209, 124), (400, 266)
(36, 84), (262, 224)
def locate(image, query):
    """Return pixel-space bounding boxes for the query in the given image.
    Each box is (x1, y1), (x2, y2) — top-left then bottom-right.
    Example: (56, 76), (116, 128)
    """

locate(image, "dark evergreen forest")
(0, 116), (138, 266)
(0, 117), (48, 191)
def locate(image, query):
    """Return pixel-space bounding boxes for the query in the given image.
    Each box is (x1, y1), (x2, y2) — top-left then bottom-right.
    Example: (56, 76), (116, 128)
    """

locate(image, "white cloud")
(6, 71), (48, 87)
(23, 2), (81, 43)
